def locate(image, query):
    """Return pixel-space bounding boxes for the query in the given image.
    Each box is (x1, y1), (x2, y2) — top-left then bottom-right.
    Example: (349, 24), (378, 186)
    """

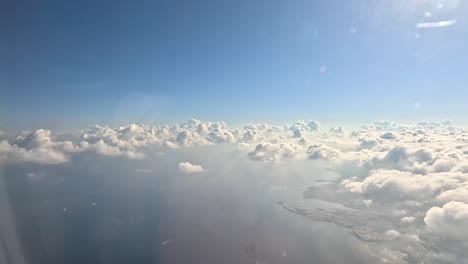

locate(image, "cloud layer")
(2, 119), (468, 262)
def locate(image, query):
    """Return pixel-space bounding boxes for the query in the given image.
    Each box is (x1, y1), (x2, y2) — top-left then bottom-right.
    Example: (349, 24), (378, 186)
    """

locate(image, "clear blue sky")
(1, 0), (468, 129)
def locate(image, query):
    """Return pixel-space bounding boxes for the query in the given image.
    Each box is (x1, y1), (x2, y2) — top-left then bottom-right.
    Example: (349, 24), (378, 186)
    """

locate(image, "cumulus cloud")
(342, 169), (462, 203)
(248, 142), (306, 162)
(0, 140), (69, 164)
(289, 120), (319, 133)
(436, 183), (468, 203)
(178, 162), (204, 173)
(385, 229), (400, 239)
(307, 143), (340, 160)
(80, 140), (145, 159)
(0, 120), (242, 164)
(424, 201), (468, 240)
(0, 130), (73, 164)
(400, 216), (416, 224)
(329, 126), (344, 137)
(0, 119), (329, 165)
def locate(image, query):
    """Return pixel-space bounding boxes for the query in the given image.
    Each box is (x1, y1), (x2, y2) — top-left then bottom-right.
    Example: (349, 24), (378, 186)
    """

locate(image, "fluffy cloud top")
(342, 170), (462, 202)
(424, 201), (468, 240)
(178, 162), (204, 173)
(0, 119), (324, 164)
(0, 129), (72, 164)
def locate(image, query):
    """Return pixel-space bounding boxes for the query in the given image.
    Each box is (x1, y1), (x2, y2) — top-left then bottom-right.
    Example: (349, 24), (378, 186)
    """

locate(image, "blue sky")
(1, 0), (468, 129)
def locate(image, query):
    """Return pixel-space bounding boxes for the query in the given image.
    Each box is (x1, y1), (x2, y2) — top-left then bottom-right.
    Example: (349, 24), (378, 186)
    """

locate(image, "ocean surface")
(2, 146), (382, 264)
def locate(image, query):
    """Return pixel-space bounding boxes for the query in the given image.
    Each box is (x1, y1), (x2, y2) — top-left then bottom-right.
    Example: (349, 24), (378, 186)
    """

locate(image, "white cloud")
(432, 158), (455, 173)
(328, 126), (344, 137)
(0, 130), (71, 164)
(80, 140), (145, 159)
(288, 120), (320, 135)
(178, 162), (204, 173)
(3, 143), (69, 164)
(89, 140), (122, 156)
(342, 169), (461, 202)
(248, 142), (306, 162)
(424, 201), (468, 240)
(307, 120), (320, 131)
(385, 230), (400, 239)
(307, 144), (340, 160)
(436, 183), (468, 203)
(401, 216), (416, 224)
(0, 119), (465, 177)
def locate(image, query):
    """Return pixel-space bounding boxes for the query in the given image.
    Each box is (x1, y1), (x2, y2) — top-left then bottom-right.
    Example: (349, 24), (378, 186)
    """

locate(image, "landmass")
(278, 202), (442, 264)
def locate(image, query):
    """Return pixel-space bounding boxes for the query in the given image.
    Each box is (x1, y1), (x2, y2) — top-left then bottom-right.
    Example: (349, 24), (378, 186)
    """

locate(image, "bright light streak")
(416, 19), (456, 28)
